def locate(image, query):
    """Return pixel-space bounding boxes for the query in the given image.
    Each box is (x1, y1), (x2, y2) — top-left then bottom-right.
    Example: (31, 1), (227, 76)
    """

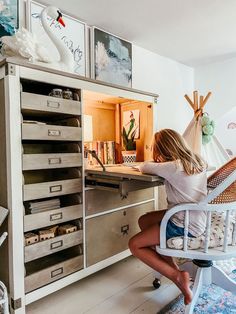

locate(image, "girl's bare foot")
(176, 271), (192, 305)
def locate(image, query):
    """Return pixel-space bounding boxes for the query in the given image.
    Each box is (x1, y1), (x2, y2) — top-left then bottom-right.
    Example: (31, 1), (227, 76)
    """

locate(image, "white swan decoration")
(1, 6), (74, 72)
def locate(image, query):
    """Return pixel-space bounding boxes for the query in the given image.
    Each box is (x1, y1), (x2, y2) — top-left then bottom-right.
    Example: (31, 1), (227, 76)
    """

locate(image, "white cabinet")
(0, 59), (158, 314)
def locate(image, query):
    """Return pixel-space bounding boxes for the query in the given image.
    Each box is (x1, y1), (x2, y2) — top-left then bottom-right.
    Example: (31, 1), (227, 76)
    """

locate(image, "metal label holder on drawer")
(85, 166), (163, 198)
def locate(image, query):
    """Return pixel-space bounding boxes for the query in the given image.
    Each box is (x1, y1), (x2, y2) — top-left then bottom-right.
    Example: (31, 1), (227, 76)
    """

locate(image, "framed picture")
(26, 0), (87, 76)
(0, 0), (19, 37)
(91, 27), (132, 87)
(123, 109), (140, 139)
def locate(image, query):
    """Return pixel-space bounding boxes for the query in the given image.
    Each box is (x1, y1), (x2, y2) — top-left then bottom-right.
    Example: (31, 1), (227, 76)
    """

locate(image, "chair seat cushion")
(167, 212), (235, 250)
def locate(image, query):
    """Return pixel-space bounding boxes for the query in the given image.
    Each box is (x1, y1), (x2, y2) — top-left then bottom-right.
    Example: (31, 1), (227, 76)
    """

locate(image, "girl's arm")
(139, 161), (177, 179)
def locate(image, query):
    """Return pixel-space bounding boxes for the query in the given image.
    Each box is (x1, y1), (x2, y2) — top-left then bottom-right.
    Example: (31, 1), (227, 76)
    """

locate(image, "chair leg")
(212, 264), (236, 294)
(185, 268), (204, 314)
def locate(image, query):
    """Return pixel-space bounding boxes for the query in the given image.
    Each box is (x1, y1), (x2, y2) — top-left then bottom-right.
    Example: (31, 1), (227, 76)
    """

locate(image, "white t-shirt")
(139, 160), (207, 237)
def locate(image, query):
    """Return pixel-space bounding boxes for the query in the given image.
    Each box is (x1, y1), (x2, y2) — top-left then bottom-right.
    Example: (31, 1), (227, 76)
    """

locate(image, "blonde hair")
(152, 129), (206, 175)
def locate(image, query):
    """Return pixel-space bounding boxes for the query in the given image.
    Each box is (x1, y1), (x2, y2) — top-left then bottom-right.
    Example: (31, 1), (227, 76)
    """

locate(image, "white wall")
(195, 57), (236, 119)
(132, 45), (194, 133)
(195, 57), (236, 156)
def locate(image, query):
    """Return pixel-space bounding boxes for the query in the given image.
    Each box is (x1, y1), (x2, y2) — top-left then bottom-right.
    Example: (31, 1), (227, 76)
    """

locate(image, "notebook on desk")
(122, 162), (141, 170)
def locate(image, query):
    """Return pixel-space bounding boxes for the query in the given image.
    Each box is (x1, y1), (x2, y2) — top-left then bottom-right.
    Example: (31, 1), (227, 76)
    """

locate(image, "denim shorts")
(166, 220), (195, 240)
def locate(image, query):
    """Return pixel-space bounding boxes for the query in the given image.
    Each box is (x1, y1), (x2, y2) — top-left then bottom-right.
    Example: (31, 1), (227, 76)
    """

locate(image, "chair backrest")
(207, 157), (236, 204)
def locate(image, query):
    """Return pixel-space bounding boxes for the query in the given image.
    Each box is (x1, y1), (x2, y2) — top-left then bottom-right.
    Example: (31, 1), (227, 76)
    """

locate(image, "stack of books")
(25, 198), (61, 214)
(86, 141), (116, 165)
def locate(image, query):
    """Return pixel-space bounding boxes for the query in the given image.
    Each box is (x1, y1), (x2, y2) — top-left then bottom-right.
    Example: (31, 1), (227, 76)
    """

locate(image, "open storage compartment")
(83, 90), (162, 194)
(25, 246), (83, 293)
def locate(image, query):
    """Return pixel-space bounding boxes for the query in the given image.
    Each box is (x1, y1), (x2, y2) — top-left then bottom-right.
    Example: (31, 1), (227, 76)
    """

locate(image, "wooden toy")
(58, 224), (77, 235)
(38, 229), (55, 241)
(25, 232), (39, 246)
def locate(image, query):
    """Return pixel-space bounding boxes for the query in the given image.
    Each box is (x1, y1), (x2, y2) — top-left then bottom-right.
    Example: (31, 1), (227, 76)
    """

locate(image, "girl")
(128, 129), (207, 305)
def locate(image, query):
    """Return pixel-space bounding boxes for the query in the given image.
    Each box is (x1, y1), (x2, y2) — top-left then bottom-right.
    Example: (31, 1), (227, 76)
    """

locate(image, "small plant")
(122, 126), (137, 151)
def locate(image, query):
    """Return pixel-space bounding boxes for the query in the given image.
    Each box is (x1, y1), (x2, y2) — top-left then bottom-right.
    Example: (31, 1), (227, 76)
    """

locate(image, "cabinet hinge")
(154, 97), (158, 104)
(5, 64), (16, 76)
(11, 297), (22, 310)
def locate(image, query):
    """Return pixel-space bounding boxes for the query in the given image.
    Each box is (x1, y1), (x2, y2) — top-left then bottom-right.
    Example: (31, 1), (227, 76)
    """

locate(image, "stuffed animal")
(201, 113), (215, 145)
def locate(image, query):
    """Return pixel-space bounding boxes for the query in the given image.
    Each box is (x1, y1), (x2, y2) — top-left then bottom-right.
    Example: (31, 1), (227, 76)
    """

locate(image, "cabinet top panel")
(0, 57), (159, 100)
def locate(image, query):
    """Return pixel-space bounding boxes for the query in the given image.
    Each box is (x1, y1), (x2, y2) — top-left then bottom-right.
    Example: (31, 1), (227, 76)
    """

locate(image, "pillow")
(167, 212), (235, 250)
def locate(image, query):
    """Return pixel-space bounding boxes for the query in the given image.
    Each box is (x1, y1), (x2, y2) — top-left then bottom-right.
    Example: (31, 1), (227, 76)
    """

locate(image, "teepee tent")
(183, 91), (230, 169)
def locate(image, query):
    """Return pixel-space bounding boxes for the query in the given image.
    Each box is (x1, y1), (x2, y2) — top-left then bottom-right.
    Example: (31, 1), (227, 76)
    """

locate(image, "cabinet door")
(86, 201), (154, 266)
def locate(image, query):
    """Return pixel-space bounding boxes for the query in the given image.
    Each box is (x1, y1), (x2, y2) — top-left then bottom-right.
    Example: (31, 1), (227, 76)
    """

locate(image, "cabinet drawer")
(25, 230), (83, 262)
(24, 204), (83, 232)
(22, 123), (82, 141)
(21, 92), (81, 116)
(25, 254), (83, 293)
(23, 178), (82, 201)
(23, 153), (82, 170)
(85, 188), (154, 216)
(86, 201), (154, 266)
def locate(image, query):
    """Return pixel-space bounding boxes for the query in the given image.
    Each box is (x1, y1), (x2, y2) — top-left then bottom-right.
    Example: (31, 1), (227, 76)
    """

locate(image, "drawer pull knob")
(50, 240), (63, 250)
(48, 157), (61, 165)
(47, 100), (61, 108)
(50, 212), (63, 221)
(48, 129), (61, 137)
(51, 267), (63, 278)
(121, 224), (129, 235)
(50, 185), (62, 193)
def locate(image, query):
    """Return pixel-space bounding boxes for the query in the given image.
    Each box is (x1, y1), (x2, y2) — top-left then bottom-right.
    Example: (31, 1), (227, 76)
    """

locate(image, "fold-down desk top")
(85, 164), (163, 182)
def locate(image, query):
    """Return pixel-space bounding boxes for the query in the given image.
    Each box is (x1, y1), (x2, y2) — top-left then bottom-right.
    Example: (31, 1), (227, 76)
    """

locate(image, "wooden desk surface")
(85, 164), (163, 183)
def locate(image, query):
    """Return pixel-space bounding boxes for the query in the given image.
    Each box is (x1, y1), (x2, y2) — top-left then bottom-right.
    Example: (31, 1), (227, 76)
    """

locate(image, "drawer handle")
(121, 224), (129, 235)
(50, 185), (62, 193)
(50, 212), (63, 221)
(47, 100), (61, 108)
(51, 240), (63, 250)
(48, 157), (61, 165)
(51, 267), (63, 278)
(48, 129), (61, 137)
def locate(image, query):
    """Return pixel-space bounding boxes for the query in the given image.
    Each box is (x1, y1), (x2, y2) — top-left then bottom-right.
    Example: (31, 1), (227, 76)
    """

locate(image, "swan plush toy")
(1, 6), (74, 72)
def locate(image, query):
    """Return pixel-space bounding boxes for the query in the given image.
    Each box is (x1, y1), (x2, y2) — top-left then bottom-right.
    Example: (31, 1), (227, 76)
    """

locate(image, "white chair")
(0, 206), (9, 314)
(156, 157), (236, 314)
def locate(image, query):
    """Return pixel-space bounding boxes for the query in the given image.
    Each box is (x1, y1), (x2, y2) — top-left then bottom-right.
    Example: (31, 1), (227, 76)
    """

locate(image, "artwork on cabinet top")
(0, 0), (18, 37)
(91, 27), (132, 87)
(26, 0), (87, 76)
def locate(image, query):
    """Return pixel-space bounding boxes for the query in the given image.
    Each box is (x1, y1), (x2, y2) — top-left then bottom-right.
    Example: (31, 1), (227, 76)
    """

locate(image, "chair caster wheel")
(153, 278), (161, 289)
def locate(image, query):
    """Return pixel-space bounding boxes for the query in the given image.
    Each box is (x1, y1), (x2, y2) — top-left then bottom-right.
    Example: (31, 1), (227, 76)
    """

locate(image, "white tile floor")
(26, 256), (180, 314)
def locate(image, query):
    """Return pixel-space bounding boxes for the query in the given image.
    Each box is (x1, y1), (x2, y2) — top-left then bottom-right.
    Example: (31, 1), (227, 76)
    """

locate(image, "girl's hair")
(152, 129), (206, 175)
